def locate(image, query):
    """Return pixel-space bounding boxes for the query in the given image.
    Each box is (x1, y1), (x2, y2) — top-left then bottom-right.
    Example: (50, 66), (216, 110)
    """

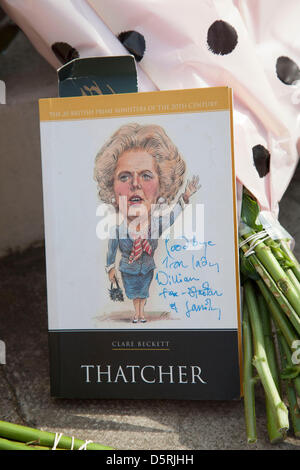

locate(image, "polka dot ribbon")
(128, 237), (152, 264)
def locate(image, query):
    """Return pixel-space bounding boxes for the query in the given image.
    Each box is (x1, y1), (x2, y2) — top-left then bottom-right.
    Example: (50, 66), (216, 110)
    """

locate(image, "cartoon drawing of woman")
(94, 123), (200, 323)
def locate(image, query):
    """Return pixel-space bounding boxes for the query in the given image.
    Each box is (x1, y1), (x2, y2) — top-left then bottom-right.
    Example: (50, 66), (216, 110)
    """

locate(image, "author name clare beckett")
(81, 364), (207, 384)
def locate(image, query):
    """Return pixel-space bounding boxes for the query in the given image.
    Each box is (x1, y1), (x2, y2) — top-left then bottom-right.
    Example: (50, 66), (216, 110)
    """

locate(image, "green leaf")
(278, 258), (295, 270)
(241, 192), (263, 232)
(281, 365), (300, 380)
(239, 249), (260, 281)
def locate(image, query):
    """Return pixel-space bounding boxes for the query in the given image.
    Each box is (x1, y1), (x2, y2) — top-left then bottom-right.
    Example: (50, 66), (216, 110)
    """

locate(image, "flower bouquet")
(240, 189), (300, 443)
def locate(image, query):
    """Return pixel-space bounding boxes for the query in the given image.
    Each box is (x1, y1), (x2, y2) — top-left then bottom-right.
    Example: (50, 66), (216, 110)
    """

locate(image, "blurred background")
(0, 6), (57, 258)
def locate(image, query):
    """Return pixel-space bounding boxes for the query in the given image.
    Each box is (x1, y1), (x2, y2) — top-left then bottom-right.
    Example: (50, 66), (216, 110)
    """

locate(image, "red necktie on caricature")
(128, 237), (152, 264)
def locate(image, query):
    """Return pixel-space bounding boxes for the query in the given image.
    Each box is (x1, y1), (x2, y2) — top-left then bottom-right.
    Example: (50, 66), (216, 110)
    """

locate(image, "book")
(39, 86), (242, 399)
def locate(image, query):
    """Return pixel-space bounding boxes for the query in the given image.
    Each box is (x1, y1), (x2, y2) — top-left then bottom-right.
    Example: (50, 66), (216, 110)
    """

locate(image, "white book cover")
(39, 87), (242, 399)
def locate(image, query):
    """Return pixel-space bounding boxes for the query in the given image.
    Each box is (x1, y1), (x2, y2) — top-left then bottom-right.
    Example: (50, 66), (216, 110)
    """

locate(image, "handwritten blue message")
(155, 236), (223, 320)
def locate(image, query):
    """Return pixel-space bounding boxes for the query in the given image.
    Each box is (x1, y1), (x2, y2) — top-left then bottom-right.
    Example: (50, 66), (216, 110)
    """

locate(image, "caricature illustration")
(94, 123), (200, 324)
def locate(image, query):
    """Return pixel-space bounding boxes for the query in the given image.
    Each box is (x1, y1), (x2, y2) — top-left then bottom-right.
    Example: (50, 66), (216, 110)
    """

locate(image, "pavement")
(1, 27), (300, 451)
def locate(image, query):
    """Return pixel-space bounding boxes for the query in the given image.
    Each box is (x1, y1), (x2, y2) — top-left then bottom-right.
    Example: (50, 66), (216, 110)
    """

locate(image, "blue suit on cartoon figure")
(106, 199), (185, 300)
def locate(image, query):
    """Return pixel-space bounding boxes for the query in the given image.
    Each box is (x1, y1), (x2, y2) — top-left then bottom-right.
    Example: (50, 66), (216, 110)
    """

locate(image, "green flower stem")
(285, 383), (300, 437)
(241, 232), (300, 317)
(258, 293), (281, 391)
(257, 292), (284, 443)
(280, 240), (300, 283)
(242, 302), (257, 443)
(286, 269), (300, 293)
(257, 280), (300, 399)
(0, 437), (48, 450)
(244, 280), (289, 434)
(239, 239), (300, 336)
(277, 333), (300, 437)
(256, 279), (298, 351)
(265, 239), (300, 294)
(0, 420), (112, 450)
(277, 332), (300, 399)
(265, 399), (284, 444)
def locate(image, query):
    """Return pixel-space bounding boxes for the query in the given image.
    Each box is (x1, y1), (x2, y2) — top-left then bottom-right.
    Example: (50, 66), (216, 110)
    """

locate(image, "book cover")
(39, 87), (242, 399)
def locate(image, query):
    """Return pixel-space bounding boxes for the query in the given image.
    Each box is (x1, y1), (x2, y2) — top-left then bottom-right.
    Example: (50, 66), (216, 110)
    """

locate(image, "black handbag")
(109, 277), (124, 302)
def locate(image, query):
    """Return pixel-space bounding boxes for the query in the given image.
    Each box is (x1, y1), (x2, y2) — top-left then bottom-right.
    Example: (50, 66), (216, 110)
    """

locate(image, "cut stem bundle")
(244, 281), (289, 435)
(240, 190), (300, 444)
(0, 420), (113, 450)
(242, 302), (257, 443)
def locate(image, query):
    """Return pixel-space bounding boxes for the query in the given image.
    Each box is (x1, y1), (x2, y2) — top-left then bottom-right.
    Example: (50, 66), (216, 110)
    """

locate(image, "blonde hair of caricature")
(94, 123), (186, 205)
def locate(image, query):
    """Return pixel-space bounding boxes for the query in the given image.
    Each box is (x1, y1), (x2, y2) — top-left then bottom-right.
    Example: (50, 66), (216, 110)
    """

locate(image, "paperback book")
(39, 86), (242, 399)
